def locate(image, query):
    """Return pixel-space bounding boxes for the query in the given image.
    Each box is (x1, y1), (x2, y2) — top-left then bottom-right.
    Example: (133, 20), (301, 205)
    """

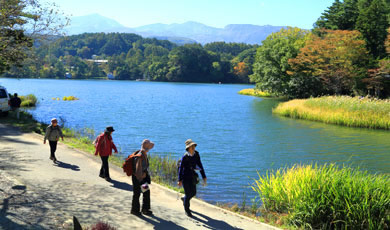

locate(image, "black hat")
(105, 126), (115, 132)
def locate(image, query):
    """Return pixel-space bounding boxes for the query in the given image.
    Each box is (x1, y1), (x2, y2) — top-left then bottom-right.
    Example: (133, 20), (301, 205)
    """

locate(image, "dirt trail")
(0, 124), (279, 230)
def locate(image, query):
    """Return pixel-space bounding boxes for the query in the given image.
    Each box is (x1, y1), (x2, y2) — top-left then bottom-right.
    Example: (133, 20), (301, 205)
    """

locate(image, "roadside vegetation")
(273, 96), (390, 130)
(252, 163), (390, 229)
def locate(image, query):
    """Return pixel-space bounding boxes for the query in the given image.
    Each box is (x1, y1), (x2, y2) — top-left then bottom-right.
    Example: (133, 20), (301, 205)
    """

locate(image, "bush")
(238, 88), (272, 97)
(20, 94), (38, 107)
(252, 164), (390, 229)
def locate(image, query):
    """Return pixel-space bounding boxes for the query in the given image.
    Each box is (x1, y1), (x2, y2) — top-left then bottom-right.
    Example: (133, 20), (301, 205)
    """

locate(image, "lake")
(1, 78), (390, 204)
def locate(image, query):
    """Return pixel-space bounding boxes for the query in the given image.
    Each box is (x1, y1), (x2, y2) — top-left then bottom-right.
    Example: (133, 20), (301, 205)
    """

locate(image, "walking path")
(0, 123), (279, 230)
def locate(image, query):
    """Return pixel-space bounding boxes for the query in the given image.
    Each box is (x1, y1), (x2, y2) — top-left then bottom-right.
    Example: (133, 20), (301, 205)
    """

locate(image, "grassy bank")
(273, 96), (390, 129)
(252, 164), (390, 229)
(238, 88), (272, 97)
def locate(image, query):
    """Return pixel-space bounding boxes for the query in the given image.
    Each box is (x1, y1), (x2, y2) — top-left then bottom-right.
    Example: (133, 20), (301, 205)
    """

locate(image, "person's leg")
(99, 156), (105, 178)
(183, 180), (193, 215)
(131, 176), (141, 215)
(141, 189), (151, 214)
(49, 141), (57, 161)
(100, 156), (110, 180)
(16, 108), (19, 120)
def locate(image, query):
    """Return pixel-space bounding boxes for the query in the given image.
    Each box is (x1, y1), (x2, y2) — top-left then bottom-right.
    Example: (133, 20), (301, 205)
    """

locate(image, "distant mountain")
(66, 14), (286, 45)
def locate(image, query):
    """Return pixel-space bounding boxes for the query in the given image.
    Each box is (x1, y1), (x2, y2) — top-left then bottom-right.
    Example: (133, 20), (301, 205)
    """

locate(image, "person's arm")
(134, 154), (144, 182)
(94, 135), (101, 156)
(111, 140), (118, 153)
(59, 127), (64, 141)
(195, 152), (207, 179)
(43, 126), (50, 144)
(177, 156), (185, 186)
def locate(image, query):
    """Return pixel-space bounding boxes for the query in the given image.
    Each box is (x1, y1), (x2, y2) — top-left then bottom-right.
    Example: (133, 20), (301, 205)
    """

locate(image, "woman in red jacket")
(94, 126), (118, 181)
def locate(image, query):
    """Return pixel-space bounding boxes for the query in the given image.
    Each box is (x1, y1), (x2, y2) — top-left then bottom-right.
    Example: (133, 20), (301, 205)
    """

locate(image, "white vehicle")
(0, 86), (11, 116)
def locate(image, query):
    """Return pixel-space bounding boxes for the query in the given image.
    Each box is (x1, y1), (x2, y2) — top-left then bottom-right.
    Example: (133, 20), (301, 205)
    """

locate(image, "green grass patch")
(273, 96), (390, 129)
(20, 94), (38, 107)
(238, 88), (273, 97)
(252, 163), (390, 229)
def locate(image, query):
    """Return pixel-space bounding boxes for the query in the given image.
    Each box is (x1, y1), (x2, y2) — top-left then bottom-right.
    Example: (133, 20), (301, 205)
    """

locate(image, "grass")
(20, 94), (38, 107)
(252, 163), (390, 229)
(238, 88), (272, 97)
(273, 96), (390, 129)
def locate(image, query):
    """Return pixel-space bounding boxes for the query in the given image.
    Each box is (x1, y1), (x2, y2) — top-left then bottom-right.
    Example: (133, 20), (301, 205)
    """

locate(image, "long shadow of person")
(190, 211), (243, 230)
(138, 214), (187, 230)
(109, 179), (133, 192)
(55, 161), (80, 171)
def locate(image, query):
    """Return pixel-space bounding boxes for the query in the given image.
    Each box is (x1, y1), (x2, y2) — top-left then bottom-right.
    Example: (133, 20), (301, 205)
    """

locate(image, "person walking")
(43, 118), (64, 163)
(94, 126), (118, 182)
(178, 139), (207, 217)
(10, 93), (21, 119)
(131, 139), (154, 216)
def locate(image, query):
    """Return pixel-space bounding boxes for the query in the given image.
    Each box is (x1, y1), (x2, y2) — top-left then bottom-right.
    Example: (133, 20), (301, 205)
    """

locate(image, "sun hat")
(105, 126), (115, 132)
(185, 139), (197, 150)
(141, 139), (154, 151)
(51, 118), (57, 123)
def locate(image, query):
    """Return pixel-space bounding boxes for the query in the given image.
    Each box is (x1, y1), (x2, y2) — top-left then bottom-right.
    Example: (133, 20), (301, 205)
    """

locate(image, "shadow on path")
(139, 214), (187, 230)
(109, 179), (133, 192)
(55, 161), (80, 171)
(191, 211), (243, 230)
(0, 136), (37, 145)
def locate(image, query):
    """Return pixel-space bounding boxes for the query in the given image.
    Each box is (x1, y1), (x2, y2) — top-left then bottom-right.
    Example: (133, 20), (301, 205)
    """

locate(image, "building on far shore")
(107, 73), (115, 80)
(65, 72), (72, 79)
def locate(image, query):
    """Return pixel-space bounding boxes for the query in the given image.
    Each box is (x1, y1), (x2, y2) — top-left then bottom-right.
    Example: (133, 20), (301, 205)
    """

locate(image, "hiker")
(43, 118), (64, 163)
(131, 139), (154, 216)
(94, 126), (118, 182)
(10, 93), (21, 119)
(178, 139), (207, 217)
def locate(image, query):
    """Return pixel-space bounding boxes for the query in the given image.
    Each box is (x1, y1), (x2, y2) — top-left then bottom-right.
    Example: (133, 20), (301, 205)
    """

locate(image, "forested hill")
(4, 33), (258, 83)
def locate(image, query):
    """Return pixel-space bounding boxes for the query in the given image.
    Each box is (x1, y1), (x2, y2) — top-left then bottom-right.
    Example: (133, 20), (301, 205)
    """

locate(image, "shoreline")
(0, 111), (281, 229)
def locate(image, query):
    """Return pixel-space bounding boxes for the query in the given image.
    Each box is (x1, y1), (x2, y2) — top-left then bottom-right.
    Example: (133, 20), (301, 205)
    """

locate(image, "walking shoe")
(142, 210), (153, 216)
(131, 210), (142, 216)
(49, 156), (53, 160)
(185, 210), (193, 217)
(53, 158), (58, 164)
(99, 174), (104, 178)
(105, 177), (112, 182)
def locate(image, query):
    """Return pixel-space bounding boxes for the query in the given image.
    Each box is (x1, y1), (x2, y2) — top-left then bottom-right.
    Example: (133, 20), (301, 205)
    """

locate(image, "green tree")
(250, 27), (310, 96)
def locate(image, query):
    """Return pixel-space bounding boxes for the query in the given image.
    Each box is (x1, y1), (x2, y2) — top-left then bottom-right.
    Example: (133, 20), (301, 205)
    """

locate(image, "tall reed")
(20, 94), (38, 107)
(273, 96), (390, 129)
(252, 164), (390, 229)
(238, 88), (272, 97)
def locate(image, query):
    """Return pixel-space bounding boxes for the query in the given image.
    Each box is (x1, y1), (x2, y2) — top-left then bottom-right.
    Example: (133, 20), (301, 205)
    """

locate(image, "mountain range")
(66, 14), (286, 45)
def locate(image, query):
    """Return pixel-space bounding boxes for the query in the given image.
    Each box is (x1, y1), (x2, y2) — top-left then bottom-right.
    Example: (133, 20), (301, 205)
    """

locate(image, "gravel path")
(0, 123), (278, 230)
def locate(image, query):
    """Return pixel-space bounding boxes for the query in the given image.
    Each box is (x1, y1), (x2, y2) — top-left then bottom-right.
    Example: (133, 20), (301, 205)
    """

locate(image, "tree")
(314, 0), (389, 59)
(250, 27), (310, 96)
(0, 0), (69, 74)
(288, 30), (369, 96)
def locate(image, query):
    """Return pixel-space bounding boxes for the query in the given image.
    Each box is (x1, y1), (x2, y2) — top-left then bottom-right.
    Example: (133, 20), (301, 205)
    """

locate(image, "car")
(0, 86), (11, 116)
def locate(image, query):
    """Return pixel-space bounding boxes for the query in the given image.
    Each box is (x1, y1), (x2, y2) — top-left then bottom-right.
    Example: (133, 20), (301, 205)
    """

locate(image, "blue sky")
(48, 0), (335, 29)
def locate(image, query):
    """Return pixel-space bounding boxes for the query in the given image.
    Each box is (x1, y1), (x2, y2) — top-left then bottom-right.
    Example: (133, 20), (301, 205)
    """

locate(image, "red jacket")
(94, 133), (118, 156)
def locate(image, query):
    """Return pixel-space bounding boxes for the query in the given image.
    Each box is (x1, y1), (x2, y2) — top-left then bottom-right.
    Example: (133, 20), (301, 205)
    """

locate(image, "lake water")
(1, 78), (389, 204)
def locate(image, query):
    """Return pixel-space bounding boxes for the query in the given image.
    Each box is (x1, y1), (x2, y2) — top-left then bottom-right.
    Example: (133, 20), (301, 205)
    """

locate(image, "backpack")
(122, 150), (141, 176)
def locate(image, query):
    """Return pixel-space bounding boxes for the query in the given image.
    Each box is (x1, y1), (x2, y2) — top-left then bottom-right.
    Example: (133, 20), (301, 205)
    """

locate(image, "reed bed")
(238, 88), (272, 97)
(20, 94), (38, 107)
(148, 154), (179, 185)
(63, 96), (79, 101)
(273, 96), (390, 129)
(252, 164), (390, 229)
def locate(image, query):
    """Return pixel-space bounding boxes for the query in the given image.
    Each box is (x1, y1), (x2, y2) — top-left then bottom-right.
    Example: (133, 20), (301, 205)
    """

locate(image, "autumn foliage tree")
(288, 30), (369, 96)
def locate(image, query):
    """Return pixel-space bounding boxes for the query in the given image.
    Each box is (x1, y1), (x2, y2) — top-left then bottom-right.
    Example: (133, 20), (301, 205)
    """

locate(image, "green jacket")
(44, 125), (63, 141)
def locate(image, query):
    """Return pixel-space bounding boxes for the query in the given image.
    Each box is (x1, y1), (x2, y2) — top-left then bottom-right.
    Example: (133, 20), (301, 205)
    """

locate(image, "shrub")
(20, 94), (38, 107)
(252, 164), (390, 229)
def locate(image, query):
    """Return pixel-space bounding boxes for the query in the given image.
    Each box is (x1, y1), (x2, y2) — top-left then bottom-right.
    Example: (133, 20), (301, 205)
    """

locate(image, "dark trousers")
(99, 156), (110, 178)
(49, 141), (57, 159)
(183, 179), (197, 212)
(131, 175), (151, 212)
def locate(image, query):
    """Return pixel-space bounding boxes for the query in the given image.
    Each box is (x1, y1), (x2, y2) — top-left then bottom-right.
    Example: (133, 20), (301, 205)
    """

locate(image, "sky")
(47, 0), (335, 29)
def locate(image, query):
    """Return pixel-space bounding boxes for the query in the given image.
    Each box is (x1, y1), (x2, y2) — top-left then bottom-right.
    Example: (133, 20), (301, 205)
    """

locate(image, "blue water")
(1, 78), (389, 204)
